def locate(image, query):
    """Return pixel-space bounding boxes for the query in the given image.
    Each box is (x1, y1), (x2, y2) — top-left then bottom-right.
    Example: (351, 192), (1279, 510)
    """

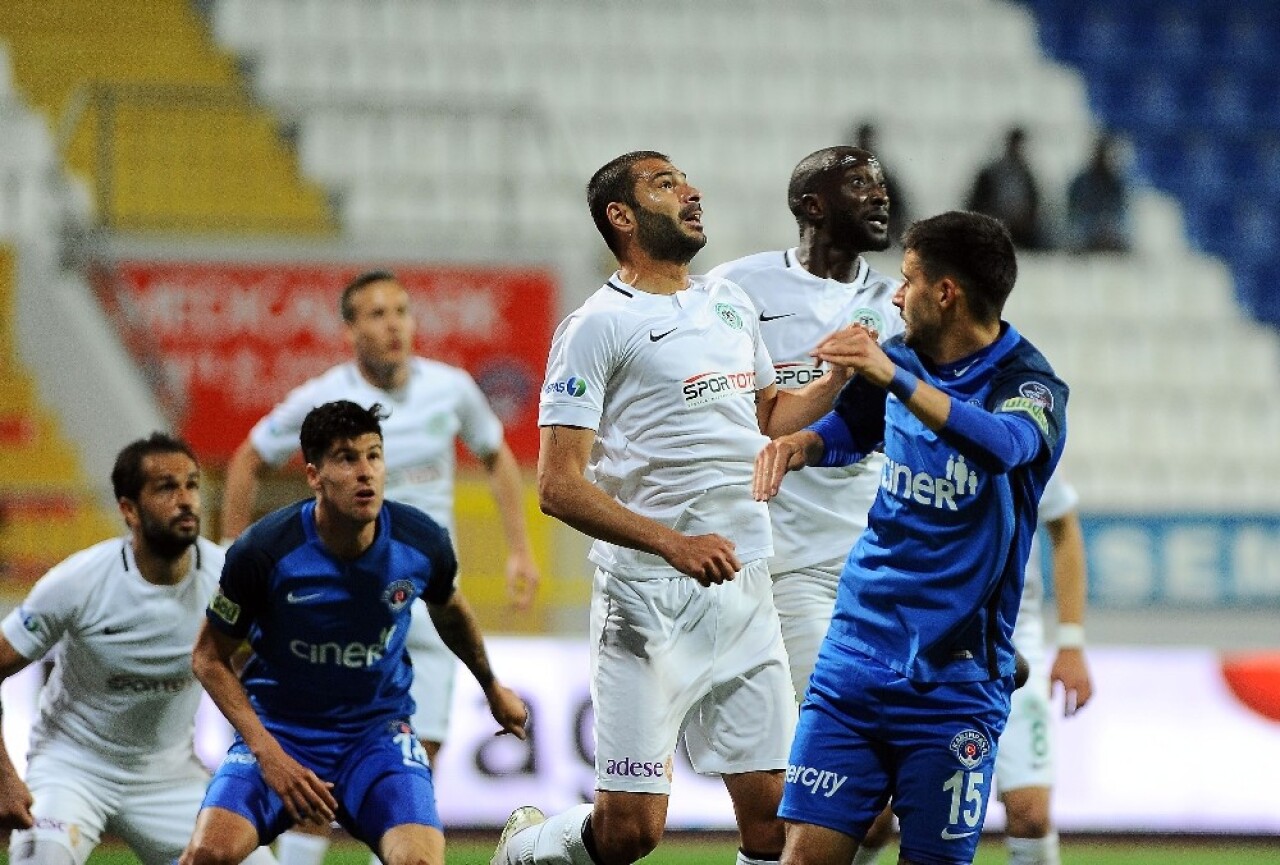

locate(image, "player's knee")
(590, 811), (663, 863)
(182, 837), (253, 865)
(860, 806), (896, 848)
(9, 838), (76, 865)
(1003, 801), (1052, 839)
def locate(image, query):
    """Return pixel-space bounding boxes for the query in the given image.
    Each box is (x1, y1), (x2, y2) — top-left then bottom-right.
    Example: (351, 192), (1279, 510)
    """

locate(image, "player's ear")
(117, 497), (139, 530)
(800, 192), (824, 224)
(606, 201), (633, 234)
(304, 462), (322, 492)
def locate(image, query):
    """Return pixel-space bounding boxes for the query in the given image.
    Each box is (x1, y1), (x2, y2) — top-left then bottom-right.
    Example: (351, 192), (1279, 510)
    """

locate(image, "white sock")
(1006, 831), (1060, 865)
(735, 852), (779, 864)
(275, 831), (331, 865)
(851, 844), (885, 865)
(504, 803), (595, 865)
(244, 847), (282, 865)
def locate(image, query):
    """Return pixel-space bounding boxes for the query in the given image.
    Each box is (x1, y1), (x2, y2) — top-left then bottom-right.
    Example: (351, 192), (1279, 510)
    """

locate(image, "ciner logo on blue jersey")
(785, 763), (848, 798)
(290, 625), (396, 669)
(881, 453), (979, 511)
(544, 376), (587, 397)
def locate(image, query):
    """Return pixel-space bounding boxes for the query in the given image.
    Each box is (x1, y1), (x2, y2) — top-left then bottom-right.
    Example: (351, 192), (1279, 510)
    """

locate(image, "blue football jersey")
(207, 499), (457, 733)
(826, 323), (1067, 683)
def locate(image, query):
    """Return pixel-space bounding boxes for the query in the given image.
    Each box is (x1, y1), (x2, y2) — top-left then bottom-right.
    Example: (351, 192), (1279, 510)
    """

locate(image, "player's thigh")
(11, 752), (115, 865)
(340, 720), (440, 848)
(686, 561), (797, 777)
(778, 686), (890, 845)
(995, 660), (1053, 794)
(589, 569), (712, 794)
(199, 742), (293, 847)
(891, 680), (1011, 865)
(109, 763), (209, 865)
(780, 820), (859, 865)
(771, 560), (841, 698)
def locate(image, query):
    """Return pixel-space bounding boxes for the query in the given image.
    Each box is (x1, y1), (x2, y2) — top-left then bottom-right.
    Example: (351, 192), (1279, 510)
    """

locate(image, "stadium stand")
(204, 0), (1280, 513)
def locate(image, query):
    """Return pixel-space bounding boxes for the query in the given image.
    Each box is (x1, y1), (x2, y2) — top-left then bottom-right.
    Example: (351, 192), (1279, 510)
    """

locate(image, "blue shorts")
(780, 640), (1013, 865)
(202, 716), (439, 847)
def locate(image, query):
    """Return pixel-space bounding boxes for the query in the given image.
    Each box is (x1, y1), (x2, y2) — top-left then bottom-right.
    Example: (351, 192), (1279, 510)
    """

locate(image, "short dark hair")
(340, 270), (399, 322)
(587, 151), (668, 257)
(300, 400), (386, 465)
(111, 433), (199, 501)
(902, 211), (1017, 323)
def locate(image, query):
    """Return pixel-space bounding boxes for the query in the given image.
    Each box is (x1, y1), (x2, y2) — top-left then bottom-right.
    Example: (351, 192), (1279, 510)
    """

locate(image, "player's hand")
(1050, 647), (1093, 717)
(257, 742), (338, 825)
(812, 324), (895, 387)
(485, 682), (530, 740)
(505, 550), (541, 612)
(662, 533), (741, 587)
(0, 775), (34, 834)
(754, 433), (813, 501)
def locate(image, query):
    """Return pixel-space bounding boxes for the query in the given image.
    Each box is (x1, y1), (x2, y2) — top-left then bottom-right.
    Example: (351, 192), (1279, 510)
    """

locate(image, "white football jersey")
(706, 249), (903, 572)
(0, 537), (225, 772)
(1013, 471), (1080, 649)
(249, 357), (504, 533)
(539, 274), (775, 579)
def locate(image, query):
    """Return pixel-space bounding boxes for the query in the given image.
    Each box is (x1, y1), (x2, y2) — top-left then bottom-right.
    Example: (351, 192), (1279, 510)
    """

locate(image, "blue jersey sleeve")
(939, 369), (1068, 473)
(207, 536), (270, 640)
(387, 502), (459, 606)
(812, 374), (887, 467)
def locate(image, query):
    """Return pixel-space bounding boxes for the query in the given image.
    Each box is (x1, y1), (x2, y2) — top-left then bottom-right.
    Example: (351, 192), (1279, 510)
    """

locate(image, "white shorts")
(406, 598), (457, 744)
(996, 618), (1054, 793)
(590, 560), (797, 794)
(770, 555), (844, 698)
(9, 744), (209, 865)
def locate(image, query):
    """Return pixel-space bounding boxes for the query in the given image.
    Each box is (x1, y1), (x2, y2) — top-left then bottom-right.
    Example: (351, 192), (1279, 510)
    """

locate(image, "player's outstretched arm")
(1047, 510), (1093, 716)
(480, 442), (541, 611)
(220, 440), (270, 542)
(191, 623), (338, 823)
(538, 425), (740, 585)
(0, 635), (34, 833)
(426, 592), (528, 739)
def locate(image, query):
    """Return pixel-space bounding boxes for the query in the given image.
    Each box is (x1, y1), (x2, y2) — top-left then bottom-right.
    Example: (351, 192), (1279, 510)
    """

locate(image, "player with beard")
(755, 212), (1067, 865)
(707, 147), (903, 862)
(491, 151), (858, 865)
(0, 434), (275, 865)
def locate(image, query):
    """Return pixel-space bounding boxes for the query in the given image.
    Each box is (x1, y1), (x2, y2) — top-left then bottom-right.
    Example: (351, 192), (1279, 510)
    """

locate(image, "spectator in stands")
(1066, 133), (1133, 253)
(850, 122), (912, 243)
(966, 127), (1051, 250)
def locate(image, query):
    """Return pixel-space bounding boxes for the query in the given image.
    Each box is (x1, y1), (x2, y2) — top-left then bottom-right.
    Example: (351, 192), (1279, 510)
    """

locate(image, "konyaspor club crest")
(949, 729), (991, 770)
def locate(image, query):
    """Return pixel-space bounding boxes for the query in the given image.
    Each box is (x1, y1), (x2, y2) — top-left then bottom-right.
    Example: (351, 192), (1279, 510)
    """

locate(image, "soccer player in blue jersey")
(180, 401), (528, 865)
(754, 211), (1068, 865)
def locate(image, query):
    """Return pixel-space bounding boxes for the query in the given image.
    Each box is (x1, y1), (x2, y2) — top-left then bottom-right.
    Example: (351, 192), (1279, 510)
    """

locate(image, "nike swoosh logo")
(759, 312), (795, 322)
(940, 828), (976, 840)
(649, 328), (677, 342)
(102, 625), (126, 635)
(286, 591), (325, 604)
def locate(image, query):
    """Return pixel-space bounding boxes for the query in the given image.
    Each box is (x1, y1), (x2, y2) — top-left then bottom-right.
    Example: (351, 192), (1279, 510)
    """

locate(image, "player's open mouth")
(681, 207), (702, 230)
(355, 489), (376, 501)
(867, 213), (889, 229)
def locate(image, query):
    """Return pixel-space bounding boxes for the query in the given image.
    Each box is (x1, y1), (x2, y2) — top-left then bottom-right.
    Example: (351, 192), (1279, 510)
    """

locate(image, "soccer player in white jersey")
(220, 271), (539, 865)
(996, 471), (1093, 865)
(492, 151), (857, 865)
(707, 146), (902, 863)
(0, 434), (274, 865)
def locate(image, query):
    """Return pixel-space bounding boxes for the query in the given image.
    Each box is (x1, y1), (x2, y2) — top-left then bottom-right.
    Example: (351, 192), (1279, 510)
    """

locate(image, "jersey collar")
(784, 248), (868, 289)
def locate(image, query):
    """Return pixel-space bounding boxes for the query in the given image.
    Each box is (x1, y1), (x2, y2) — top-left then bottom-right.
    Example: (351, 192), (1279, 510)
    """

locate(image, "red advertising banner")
(107, 262), (557, 464)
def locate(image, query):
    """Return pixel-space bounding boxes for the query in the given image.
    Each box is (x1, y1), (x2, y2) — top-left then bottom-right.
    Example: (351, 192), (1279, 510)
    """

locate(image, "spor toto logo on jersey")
(774, 362), (826, 389)
(543, 376), (588, 398)
(682, 370), (756, 407)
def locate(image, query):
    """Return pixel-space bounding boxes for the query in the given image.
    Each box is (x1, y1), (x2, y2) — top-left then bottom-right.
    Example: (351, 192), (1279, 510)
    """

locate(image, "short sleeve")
(248, 378), (328, 467)
(753, 318), (778, 391)
(453, 369), (505, 459)
(0, 561), (82, 660)
(1037, 472), (1080, 523)
(206, 537), (271, 639)
(538, 311), (617, 431)
(988, 372), (1069, 457)
(422, 531), (460, 606)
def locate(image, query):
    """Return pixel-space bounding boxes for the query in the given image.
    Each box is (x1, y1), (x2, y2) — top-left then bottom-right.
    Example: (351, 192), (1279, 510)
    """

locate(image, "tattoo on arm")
(429, 599), (495, 690)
